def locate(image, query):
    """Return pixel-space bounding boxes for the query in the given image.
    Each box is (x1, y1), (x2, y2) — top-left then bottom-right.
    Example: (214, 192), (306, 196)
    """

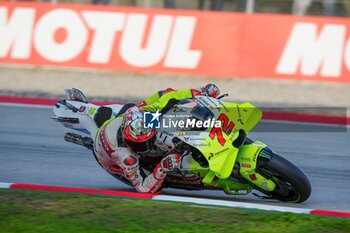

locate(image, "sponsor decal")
(240, 157), (251, 162)
(241, 163), (251, 168)
(100, 126), (115, 155)
(79, 106), (86, 112)
(126, 170), (137, 178)
(276, 23), (348, 78)
(192, 143), (210, 147)
(181, 131), (203, 136)
(215, 147), (229, 155)
(0, 5), (201, 69)
(178, 132), (185, 136)
(2, 3), (350, 82)
(259, 148), (272, 159)
(109, 165), (122, 174)
(249, 174), (257, 180)
(188, 137), (205, 141)
(89, 107), (96, 116)
(124, 156), (137, 166)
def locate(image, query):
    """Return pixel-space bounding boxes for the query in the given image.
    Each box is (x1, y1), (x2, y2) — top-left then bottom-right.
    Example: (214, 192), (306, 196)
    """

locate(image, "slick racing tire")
(256, 153), (312, 203)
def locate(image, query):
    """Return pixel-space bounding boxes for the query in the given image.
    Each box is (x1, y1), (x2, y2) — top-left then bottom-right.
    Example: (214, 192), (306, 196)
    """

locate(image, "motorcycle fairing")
(196, 101), (262, 183)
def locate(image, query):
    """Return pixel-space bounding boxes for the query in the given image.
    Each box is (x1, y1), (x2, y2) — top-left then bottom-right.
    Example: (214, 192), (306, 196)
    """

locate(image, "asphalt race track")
(0, 104), (349, 212)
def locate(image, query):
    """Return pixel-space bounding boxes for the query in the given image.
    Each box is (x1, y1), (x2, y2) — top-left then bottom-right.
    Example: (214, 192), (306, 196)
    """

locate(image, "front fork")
(236, 141), (276, 192)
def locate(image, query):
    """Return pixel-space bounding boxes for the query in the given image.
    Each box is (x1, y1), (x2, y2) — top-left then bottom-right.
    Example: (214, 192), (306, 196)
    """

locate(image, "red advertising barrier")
(1, 2), (350, 83)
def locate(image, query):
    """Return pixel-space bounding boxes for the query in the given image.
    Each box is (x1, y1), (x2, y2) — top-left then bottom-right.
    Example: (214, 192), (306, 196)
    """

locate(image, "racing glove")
(161, 153), (181, 173)
(153, 154), (181, 180)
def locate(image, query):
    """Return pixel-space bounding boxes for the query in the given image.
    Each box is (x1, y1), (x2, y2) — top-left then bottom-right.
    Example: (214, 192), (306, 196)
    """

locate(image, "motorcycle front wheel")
(255, 153), (312, 203)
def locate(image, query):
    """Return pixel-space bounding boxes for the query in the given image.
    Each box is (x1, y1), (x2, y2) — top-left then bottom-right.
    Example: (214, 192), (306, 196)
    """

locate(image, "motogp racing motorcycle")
(52, 88), (311, 203)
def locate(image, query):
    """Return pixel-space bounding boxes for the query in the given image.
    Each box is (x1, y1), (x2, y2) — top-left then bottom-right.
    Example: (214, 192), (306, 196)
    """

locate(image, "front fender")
(236, 141), (276, 192)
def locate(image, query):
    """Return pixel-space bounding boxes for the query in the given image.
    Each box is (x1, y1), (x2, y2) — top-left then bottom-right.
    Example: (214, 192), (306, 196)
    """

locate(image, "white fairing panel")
(53, 100), (124, 138)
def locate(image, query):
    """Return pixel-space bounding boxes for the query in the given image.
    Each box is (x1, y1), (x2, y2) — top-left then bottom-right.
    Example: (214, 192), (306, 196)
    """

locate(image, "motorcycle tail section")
(52, 99), (99, 137)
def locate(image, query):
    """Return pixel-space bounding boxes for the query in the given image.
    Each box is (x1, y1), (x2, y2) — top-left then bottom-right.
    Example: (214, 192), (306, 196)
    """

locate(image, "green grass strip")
(0, 189), (349, 233)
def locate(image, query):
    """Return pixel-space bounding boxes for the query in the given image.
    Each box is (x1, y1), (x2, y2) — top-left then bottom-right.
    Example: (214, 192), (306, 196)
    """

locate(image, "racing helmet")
(122, 107), (156, 155)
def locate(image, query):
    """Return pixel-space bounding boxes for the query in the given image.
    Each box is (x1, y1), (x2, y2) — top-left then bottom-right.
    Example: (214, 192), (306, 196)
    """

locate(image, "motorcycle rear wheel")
(255, 153), (312, 203)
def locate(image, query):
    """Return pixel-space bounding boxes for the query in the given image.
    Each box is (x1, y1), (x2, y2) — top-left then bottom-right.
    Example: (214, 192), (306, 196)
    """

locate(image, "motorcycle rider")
(93, 84), (220, 193)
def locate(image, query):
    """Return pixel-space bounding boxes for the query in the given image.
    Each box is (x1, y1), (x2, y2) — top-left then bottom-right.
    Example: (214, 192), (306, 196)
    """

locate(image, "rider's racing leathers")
(93, 88), (210, 193)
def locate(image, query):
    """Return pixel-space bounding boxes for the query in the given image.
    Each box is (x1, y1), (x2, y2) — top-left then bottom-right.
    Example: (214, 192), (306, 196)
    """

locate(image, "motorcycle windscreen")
(197, 102), (262, 181)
